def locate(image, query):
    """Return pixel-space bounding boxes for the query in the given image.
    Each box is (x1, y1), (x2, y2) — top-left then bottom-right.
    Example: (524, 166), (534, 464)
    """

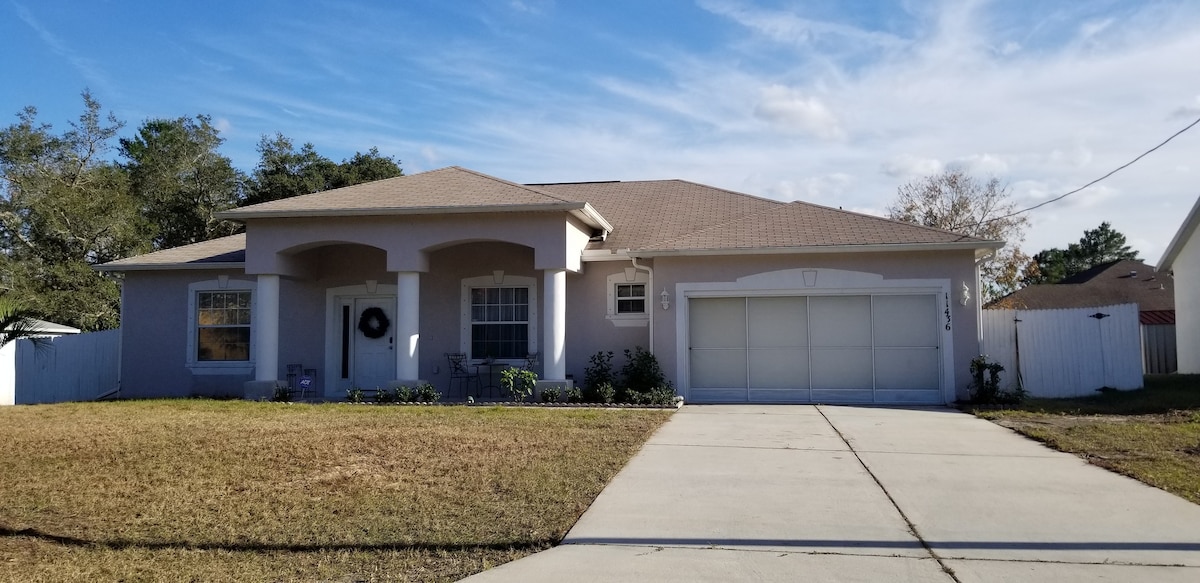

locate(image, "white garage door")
(688, 294), (942, 404)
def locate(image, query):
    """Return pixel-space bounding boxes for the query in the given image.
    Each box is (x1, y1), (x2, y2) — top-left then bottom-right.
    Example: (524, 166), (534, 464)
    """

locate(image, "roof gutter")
(93, 262), (246, 273)
(627, 241), (1005, 258)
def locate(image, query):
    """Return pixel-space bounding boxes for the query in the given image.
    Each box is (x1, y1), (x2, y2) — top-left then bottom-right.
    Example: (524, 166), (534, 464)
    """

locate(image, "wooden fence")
(3, 329), (120, 405)
(981, 304), (1143, 398)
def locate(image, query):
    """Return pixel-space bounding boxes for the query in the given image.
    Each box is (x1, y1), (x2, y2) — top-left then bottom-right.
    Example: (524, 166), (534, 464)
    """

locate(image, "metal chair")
(446, 352), (481, 398)
(522, 352), (540, 372)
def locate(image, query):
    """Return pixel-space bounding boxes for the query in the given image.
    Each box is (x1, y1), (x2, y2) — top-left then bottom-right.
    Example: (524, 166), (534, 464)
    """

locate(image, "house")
(1158, 194), (1200, 374)
(987, 259), (1177, 373)
(96, 167), (1002, 404)
(1, 319), (82, 406)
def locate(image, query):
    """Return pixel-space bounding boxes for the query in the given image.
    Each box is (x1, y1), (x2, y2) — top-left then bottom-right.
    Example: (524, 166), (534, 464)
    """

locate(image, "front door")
(350, 297), (395, 391)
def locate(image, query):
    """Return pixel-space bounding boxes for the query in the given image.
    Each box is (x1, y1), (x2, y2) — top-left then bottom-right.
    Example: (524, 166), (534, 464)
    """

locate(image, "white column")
(255, 274), (280, 382)
(396, 271), (421, 381)
(544, 268), (567, 380)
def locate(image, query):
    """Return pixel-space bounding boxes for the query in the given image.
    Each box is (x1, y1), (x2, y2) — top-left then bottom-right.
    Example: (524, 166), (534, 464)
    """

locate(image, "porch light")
(660, 288), (671, 310)
(960, 282), (970, 306)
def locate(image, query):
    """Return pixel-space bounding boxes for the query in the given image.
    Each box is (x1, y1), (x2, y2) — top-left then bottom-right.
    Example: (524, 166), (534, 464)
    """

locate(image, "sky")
(3, 0), (1200, 262)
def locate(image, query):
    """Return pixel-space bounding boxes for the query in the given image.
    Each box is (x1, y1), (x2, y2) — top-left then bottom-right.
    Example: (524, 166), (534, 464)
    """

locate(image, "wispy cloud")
(13, 2), (114, 95)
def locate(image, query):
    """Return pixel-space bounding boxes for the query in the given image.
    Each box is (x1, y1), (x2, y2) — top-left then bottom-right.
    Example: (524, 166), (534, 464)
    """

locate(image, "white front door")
(351, 297), (395, 391)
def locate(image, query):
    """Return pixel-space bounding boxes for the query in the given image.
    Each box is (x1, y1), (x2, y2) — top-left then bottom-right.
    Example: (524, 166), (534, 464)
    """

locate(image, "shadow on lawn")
(0, 526), (550, 554)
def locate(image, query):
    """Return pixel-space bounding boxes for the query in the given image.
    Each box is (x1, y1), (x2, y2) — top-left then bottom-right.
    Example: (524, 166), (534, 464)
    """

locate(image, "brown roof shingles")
(987, 259), (1174, 312)
(96, 233), (246, 269)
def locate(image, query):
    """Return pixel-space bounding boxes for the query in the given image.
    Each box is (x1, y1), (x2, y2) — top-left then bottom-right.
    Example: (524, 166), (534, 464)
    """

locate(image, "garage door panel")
(749, 348), (809, 389)
(747, 297), (807, 348)
(810, 296), (871, 347)
(810, 347), (873, 389)
(874, 389), (942, 403)
(873, 295), (938, 347)
(690, 388), (748, 403)
(811, 389), (874, 403)
(875, 348), (940, 389)
(690, 298), (746, 349)
(690, 349), (747, 389)
(748, 389), (811, 402)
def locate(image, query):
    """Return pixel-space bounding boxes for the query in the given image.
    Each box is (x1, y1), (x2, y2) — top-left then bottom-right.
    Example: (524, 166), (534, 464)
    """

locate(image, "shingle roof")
(95, 233), (246, 271)
(987, 259), (1174, 312)
(217, 166), (590, 219)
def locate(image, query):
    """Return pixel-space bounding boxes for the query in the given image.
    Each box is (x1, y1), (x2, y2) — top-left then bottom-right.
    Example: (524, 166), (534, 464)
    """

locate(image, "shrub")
(346, 387), (365, 403)
(621, 346), (668, 392)
(395, 385), (415, 403)
(500, 368), (537, 402)
(969, 355), (1026, 405)
(584, 381), (616, 404)
(583, 351), (616, 392)
(565, 386), (584, 403)
(625, 386), (677, 406)
(414, 383), (441, 403)
(272, 385), (293, 402)
(540, 386), (561, 403)
(375, 387), (395, 403)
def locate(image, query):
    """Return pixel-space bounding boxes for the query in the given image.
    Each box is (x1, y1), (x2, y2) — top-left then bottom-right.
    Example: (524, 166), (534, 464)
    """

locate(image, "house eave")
(626, 241), (1004, 258)
(1158, 195), (1200, 272)
(217, 202), (614, 232)
(94, 262), (246, 273)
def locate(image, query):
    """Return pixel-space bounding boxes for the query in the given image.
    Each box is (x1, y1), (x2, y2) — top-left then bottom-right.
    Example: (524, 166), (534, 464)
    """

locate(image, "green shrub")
(565, 386), (584, 403)
(624, 386), (677, 406)
(346, 387), (365, 403)
(395, 385), (415, 403)
(501, 368), (537, 402)
(540, 386), (561, 403)
(375, 387), (395, 403)
(584, 381), (616, 404)
(414, 383), (441, 403)
(968, 355), (1026, 405)
(272, 385), (293, 402)
(621, 346), (668, 392)
(583, 351), (616, 392)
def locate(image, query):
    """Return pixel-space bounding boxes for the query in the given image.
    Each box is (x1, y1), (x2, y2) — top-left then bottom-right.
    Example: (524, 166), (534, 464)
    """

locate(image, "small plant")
(375, 386), (395, 403)
(565, 386), (584, 403)
(540, 386), (561, 403)
(415, 382), (441, 403)
(583, 351), (616, 393)
(272, 385), (293, 402)
(395, 385), (415, 403)
(969, 355), (1025, 405)
(501, 367), (538, 402)
(621, 346), (668, 392)
(585, 381), (616, 404)
(347, 387), (365, 403)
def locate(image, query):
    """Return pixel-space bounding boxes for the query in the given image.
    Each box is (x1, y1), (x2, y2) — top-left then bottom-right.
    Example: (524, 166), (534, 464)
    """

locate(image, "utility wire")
(982, 114), (1200, 225)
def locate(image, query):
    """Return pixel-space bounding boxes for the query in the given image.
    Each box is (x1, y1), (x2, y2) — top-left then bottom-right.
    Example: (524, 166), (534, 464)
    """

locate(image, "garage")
(687, 294), (943, 404)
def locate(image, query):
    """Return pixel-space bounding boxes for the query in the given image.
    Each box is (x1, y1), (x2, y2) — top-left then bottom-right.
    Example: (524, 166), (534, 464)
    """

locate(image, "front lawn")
(0, 400), (672, 582)
(973, 375), (1200, 505)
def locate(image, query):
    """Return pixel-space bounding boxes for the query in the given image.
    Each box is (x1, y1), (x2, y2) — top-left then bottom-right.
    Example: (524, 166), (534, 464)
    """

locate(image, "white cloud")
(753, 86), (844, 140)
(881, 155), (944, 179)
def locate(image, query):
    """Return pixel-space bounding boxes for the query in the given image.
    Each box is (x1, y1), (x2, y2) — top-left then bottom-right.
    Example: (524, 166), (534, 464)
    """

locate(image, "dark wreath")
(357, 307), (391, 339)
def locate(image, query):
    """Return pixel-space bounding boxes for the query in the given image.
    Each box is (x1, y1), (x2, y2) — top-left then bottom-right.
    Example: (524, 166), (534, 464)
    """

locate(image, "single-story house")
(987, 259), (1177, 373)
(96, 167), (1002, 404)
(1158, 194), (1200, 374)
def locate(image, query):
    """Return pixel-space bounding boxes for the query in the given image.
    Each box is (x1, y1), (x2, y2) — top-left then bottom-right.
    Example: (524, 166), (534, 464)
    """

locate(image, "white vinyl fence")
(1, 329), (120, 405)
(981, 304), (1143, 398)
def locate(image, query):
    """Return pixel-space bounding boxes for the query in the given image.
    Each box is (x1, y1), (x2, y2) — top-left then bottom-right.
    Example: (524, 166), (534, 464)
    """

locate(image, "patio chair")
(445, 352), (481, 398)
(522, 352), (540, 372)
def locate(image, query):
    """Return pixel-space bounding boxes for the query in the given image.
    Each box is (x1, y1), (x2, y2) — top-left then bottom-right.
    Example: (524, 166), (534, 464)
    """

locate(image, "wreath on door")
(357, 307), (391, 339)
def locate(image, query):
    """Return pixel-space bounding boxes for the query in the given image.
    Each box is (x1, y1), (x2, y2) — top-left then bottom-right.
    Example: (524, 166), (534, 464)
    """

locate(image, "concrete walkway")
(460, 405), (1200, 582)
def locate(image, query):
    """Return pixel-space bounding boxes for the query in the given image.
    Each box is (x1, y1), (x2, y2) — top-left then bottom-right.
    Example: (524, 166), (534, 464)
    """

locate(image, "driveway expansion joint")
(816, 405), (963, 583)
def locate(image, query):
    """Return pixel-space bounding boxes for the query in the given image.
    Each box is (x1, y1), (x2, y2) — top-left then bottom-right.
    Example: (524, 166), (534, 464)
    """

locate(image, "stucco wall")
(650, 250), (981, 400)
(1175, 234), (1200, 373)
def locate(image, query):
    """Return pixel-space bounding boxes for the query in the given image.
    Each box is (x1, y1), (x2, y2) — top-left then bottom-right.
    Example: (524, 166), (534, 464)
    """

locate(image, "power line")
(983, 114), (1200, 225)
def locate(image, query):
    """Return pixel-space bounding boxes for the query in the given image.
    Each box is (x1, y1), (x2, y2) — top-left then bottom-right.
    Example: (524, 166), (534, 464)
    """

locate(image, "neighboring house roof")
(96, 233), (247, 271)
(97, 167), (1002, 271)
(1158, 194), (1200, 272)
(3, 318), (80, 336)
(987, 259), (1174, 311)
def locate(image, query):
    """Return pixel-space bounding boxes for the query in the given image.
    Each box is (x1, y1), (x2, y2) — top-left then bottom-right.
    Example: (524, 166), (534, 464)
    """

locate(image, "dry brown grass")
(0, 400), (672, 582)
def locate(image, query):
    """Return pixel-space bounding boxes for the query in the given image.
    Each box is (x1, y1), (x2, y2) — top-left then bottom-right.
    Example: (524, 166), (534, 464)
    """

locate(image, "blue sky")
(4, 0), (1200, 260)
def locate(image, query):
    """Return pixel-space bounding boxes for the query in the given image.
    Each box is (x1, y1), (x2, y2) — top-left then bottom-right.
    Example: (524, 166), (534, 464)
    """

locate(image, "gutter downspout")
(630, 256), (655, 355)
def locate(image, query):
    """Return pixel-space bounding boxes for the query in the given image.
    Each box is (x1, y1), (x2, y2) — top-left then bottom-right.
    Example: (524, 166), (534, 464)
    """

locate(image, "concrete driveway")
(460, 405), (1200, 582)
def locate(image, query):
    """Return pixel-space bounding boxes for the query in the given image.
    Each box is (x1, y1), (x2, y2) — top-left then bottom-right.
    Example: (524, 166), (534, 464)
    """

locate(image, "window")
(470, 286), (530, 359)
(196, 291), (252, 361)
(615, 283), (646, 314)
(187, 278), (256, 373)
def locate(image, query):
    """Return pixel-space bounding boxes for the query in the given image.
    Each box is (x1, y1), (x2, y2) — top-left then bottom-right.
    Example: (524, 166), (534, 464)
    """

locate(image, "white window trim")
(460, 274), (538, 363)
(187, 278), (257, 375)
(606, 270), (650, 327)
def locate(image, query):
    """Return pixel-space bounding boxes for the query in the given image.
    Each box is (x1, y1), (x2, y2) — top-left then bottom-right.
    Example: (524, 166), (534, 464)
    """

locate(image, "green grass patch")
(973, 375), (1200, 505)
(0, 400), (672, 582)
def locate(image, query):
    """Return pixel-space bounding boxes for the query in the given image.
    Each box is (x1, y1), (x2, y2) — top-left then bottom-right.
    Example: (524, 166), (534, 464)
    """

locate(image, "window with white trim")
(196, 291), (252, 361)
(606, 269), (650, 327)
(615, 283), (646, 314)
(460, 275), (539, 361)
(187, 278), (257, 373)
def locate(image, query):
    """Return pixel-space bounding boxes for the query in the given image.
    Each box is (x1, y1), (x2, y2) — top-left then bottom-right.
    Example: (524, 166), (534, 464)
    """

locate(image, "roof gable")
(1159, 194), (1200, 272)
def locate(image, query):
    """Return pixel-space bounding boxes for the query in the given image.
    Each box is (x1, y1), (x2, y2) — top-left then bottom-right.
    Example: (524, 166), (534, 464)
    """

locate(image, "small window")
(615, 283), (646, 314)
(196, 291), (252, 361)
(470, 286), (530, 359)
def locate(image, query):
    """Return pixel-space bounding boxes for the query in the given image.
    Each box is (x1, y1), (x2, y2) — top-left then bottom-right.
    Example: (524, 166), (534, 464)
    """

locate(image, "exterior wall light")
(660, 289), (671, 310)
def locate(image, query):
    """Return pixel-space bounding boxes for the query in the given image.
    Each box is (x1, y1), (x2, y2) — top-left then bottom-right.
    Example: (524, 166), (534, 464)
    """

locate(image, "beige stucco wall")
(1174, 234), (1200, 373)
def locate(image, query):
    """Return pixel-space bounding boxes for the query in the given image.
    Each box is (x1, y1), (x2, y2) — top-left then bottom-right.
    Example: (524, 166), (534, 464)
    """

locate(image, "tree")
(120, 115), (244, 249)
(0, 92), (149, 330)
(1022, 222), (1140, 285)
(242, 134), (402, 206)
(887, 169), (1031, 301)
